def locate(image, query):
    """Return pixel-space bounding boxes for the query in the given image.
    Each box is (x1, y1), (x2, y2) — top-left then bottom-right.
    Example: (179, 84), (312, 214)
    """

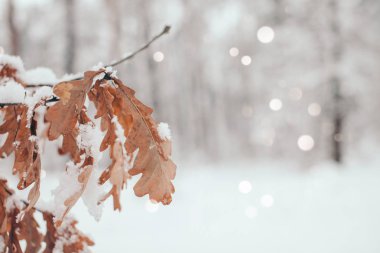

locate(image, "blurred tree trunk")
(179, 1), (212, 156)
(273, 0), (285, 24)
(106, 0), (121, 60)
(139, 1), (161, 119)
(7, 0), (19, 55)
(308, 1), (329, 162)
(64, 0), (76, 73)
(329, 0), (344, 163)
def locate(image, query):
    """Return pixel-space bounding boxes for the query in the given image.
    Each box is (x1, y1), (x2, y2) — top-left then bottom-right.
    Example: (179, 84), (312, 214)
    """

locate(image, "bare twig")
(0, 25), (170, 108)
(24, 25), (171, 88)
(0, 102), (20, 108)
(0, 96), (59, 108)
(3, 184), (47, 214)
(107, 25), (170, 67)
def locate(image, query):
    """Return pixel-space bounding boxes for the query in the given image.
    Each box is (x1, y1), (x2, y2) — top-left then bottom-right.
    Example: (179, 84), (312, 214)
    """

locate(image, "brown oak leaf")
(0, 105), (42, 213)
(0, 106), (23, 157)
(45, 70), (102, 162)
(18, 210), (43, 253)
(111, 78), (176, 205)
(89, 79), (130, 209)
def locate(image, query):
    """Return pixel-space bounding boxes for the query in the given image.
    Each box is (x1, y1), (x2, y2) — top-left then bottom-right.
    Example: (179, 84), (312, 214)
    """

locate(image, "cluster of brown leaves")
(0, 180), (93, 253)
(0, 66), (41, 217)
(42, 69), (176, 221)
(0, 59), (176, 252)
(90, 75), (176, 209)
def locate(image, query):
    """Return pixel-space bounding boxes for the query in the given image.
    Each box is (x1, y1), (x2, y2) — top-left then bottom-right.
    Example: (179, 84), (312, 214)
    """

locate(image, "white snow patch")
(24, 86), (53, 126)
(0, 80), (25, 103)
(84, 95), (90, 108)
(91, 64), (117, 79)
(90, 63), (106, 86)
(0, 54), (25, 73)
(29, 86), (53, 102)
(35, 199), (55, 213)
(91, 62), (104, 71)
(157, 122), (171, 140)
(77, 123), (97, 157)
(80, 161), (380, 253)
(111, 116), (130, 164)
(59, 72), (83, 82)
(112, 116), (126, 144)
(22, 67), (58, 85)
(81, 169), (104, 221)
(0, 236), (4, 252)
(92, 72), (105, 86)
(77, 123), (105, 220)
(52, 162), (82, 220)
(5, 194), (25, 213)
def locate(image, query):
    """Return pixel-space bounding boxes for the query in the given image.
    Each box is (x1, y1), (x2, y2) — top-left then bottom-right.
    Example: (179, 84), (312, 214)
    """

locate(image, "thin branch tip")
(107, 24), (172, 67)
(0, 24), (172, 104)
(163, 25), (171, 34)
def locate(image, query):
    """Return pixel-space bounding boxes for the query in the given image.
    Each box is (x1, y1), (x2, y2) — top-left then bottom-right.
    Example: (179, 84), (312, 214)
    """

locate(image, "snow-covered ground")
(2, 159), (380, 253)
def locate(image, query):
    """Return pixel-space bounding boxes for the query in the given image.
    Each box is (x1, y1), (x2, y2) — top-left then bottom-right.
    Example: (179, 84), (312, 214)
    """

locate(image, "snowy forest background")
(1, 0), (380, 164)
(1, 0), (380, 252)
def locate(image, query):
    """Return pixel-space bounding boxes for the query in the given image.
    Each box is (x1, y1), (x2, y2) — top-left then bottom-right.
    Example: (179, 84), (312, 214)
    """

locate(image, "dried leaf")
(0, 106), (23, 157)
(43, 213), (94, 253)
(17, 210), (43, 253)
(45, 71), (101, 162)
(0, 105), (42, 213)
(89, 79), (130, 209)
(13, 108), (41, 190)
(7, 210), (23, 253)
(23, 177), (40, 214)
(0, 180), (11, 234)
(42, 213), (56, 253)
(110, 77), (176, 204)
(88, 73), (176, 205)
(98, 142), (130, 210)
